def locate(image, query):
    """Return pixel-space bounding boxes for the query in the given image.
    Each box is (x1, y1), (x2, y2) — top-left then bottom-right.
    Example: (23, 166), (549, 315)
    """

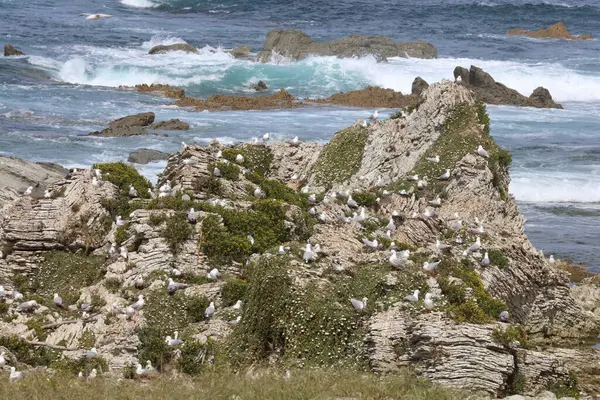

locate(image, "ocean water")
(1, 0), (600, 270)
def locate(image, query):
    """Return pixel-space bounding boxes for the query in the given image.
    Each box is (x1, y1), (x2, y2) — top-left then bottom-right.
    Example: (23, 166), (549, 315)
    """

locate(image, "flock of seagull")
(5, 108), (560, 382)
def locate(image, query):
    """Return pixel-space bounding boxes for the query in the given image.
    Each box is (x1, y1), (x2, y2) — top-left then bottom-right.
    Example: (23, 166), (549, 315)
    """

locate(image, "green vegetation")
(246, 172), (309, 208)
(114, 226), (130, 246)
(143, 289), (210, 333)
(193, 175), (222, 196)
(52, 356), (108, 376)
(93, 162), (152, 199)
(201, 200), (307, 264)
(438, 261), (506, 324)
(221, 279), (249, 307)
(136, 327), (172, 371)
(104, 277), (123, 294)
(161, 213), (193, 254)
(148, 213), (167, 226)
(23, 251), (105, 307)
(222, 145), (273, 176)
(351, 191), (378, 207)
(312, 125), (369, 185)
(79, 329), (97, 348)
(548, 372), (580, 399)
(0, 335), (60, 367)
(488, 249), (509, 268)
(210, 161), (240, 181)
(492, 325), (527, 347)
(507, 373), (526, 395)
(0, 369), (471, 400)
(25, 317), (48, 341)
(177, 338), (219, 375)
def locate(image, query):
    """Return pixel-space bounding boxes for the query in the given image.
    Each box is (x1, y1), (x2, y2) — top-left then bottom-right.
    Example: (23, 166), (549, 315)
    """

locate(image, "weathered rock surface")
(453, 66), (563, 109)
(229, 45), (252, 58)
(4, 44), (24, 56)
(150, 118), (189, 131)
(148, 43), (199, 55)
(176, 89), (299, 111)
(507, 22), (592, 40)
(412, 77), (429, 96)
(127, 148), (171, 164)
(256, 29), (437, 63)
(132, 83), (185, 99)
(88, 112), (155, 137)
(313, 86), (418, 108)
(0, 156), (67, 207)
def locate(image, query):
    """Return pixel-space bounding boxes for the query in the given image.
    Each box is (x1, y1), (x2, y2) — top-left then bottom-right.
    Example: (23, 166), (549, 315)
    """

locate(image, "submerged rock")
(150, 119), (190, 131)
(88, 112), (156, 137)
(507, 22), (592, 40)
(127, 148), (171, 164)
(313, 86), (418, 109)
(4, 44), (24, 56)
(148, 43), (199, 55)
(453, 65), (563, 109)
(256, 29), (437, 63)
(250, 80), (268, 91)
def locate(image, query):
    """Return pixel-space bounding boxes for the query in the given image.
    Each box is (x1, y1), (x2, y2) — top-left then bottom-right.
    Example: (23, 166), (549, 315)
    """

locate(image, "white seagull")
(350, 297), (368, 311)
(205, 302), (215, 318)
(424, 293), (434, 310)
(404, 289), (420, 302)
(481, 251), (490, 266)
(369, 110), (379, 121)
(477, 145), (489, 158)
(425, 155), (440, 163)
(438, 169), (451, 181)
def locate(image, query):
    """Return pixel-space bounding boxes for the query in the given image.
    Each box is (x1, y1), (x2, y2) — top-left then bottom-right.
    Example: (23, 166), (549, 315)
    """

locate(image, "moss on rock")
(312, 125), (369, 185)
(161, 213), (193, 254)
(222, 145), (273, 176)
(93, 162), (152, 199)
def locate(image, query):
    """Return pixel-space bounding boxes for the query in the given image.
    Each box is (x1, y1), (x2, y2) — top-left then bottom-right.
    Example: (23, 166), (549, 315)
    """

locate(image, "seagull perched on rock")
(470, 223), (485, 235)
(188, 208), (197, 224)
(0, 352), (6, 368)
(362, 237), (378, 250)
(423, 208), (437, 218)
(389, 250), (408, 268)
(350, 297), (368, 312)
(9, 367), (23, 382)
(424, 293), (434, 310)
(549, 255), (555, 264)
(80, 13), (113, 20)
(477, 145), (489, 158)
(450, 219), (463, 231)
(112, 303), (124, 315)
(254, 187), (264, 198)
(131, 295), (144, 310)
(467, 237), (482, 253)
(425, 155), (440, 163)
(116, 215), (127, 226)
(88, 369), (97, 381)
(352, 208), (366, 223)
(428, 197), (442, 207)
(86, 348), (98, 359)
(213, 167), (221, 177)
(262, 133), (270, 142)
(12, 290), (23, 301)
(436, 239), (451, 250)
(423, 260), (440, 272)
(277, 245), (286, 255)
(205, 302), (215, 318)
(136, 363), (148, 377)
(303, 243), (315, 263)
(407, 174), (419, 182)
(291, 136), (300, 146)
(166, 332), (183, 347)
(361, 120), (368, 128)
(369, 110), (379, 122)
(307, 194), (317, 203)
(53, 293), (63, 307)
(386, 217), (396, 232)
(92, 177), (102, 187)
(17, 300), (37, 311)
(207, 268), (221, 280)
(438, 169), (451, 181)
(24, 186), (33, 196)
(167, 278), (188, 294)
(481, 251), (490, 266)
(405, 290), (420, 302)
(235, 154), (245, 164)
(233, 300), (243, 310)
(499, 311), (509, 322)
(128, 185), (138, 198)
(347, 195), (358, 208)
(119, 246), (128, 260)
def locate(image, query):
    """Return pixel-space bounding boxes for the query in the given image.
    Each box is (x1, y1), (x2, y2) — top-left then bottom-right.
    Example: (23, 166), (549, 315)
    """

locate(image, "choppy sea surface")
(1, 0), (600, 269)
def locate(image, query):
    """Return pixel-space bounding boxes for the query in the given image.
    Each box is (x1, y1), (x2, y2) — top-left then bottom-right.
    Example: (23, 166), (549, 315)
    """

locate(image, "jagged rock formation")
(132, 84), (185, 99)
(0, 81), (598, 398)
(4, 44), (24, 56)
(127, 149), (171, 164)
(0, 156), (67, 207)
(148, 43), (199, 55)
(88, 113), (188, 137)
(313, 86), (418, 109)
(150, 119), (189, 131)
(176, 89), (299, 111)
(256, 29), (437, 63)
(229, 45), (252, 58)
(507, 22), (592, 40)
(412, 77), (429, 96)
(453, 66), (563, 109)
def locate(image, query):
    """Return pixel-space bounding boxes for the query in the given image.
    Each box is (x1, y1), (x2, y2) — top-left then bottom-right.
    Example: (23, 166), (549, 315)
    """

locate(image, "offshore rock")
(507, 22), (592, 40)
(148, 43), (199, 54)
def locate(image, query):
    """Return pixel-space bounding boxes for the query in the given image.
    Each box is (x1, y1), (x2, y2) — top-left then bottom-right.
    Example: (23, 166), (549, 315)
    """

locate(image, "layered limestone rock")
(256, 29), (437, 63)
(0, 80), (598, 398)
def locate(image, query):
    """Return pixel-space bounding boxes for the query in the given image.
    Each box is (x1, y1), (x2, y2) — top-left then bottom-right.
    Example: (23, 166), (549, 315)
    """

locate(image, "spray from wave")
(120, 0), (157, 8)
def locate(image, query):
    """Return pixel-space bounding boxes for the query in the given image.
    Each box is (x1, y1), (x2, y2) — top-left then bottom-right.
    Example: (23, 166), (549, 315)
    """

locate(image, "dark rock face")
(4, 44), (24, 56)
(411, 77), (429, 96)
(88, 112), (155, 137)
(256, 29), (437, 63)
(453, 65), (562, 109)
(127, 148), (170, 164)
(148, 43), (199, 55)
(150, 118), (190, 131)
(250, 80), (268, 91)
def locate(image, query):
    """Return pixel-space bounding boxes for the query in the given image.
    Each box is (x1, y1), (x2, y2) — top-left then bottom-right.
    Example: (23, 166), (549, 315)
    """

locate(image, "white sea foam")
(511, 175), (600, 203)
(120, 0), (157, 8)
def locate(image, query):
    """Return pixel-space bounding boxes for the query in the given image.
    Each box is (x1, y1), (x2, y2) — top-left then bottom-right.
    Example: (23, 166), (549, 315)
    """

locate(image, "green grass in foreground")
(0, 369), (471, 400)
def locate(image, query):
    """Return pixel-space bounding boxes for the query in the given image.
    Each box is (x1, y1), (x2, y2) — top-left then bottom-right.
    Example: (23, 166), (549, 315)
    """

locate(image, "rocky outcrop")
(507, 22), (592, 40)
(127, 148), (170, 164)
(0, 156), (67, 207)
(133, 83), (185, 99)
(88, 112), (155, 137)
(148, 43), (199, 55)
(229, 45), (252, 58)
(1, 81), (598, 398)
(412, 77), (429, 96)
(176, 88), (299, 111)
(313, 86), (418, 108)
(150, 118), (189, 131)
(453, 66), (563, 109)
(4, 44), (24, 56)
(250, 80), (268, 91)
(256, 29), (437, 63)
